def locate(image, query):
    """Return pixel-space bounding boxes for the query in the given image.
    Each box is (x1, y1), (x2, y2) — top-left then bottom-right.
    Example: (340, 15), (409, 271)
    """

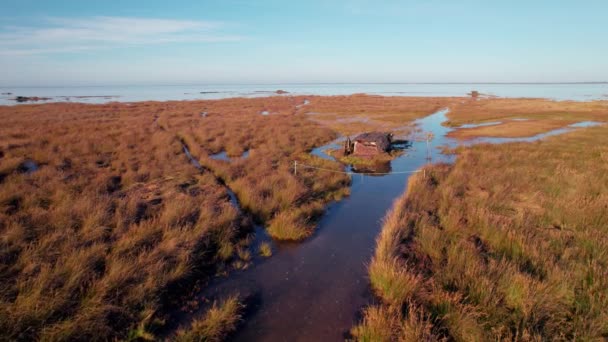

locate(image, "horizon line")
(2, 81), (608, 88)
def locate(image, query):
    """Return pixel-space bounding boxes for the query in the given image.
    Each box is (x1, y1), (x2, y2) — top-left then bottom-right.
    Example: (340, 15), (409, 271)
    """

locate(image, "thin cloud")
(0, 16), (242, 55)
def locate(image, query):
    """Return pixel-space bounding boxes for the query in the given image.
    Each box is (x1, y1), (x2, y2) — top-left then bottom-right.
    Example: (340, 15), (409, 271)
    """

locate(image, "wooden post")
(294, 160), (297, 176)
(426, 133), (432, 162)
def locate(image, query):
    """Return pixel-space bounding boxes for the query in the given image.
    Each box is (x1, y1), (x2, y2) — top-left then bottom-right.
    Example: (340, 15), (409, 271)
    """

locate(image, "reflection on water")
(351, 161), (392, 175)
(210, 150), (251, 162)
(457, 121), (502, 129)
(182, 145), (203, 170)
(18, 159), (39, 173)
(569, 121), (602, 128)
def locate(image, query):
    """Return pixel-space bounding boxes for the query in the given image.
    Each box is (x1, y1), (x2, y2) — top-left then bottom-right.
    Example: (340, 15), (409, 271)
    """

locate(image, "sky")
(0, 0), (607, 86)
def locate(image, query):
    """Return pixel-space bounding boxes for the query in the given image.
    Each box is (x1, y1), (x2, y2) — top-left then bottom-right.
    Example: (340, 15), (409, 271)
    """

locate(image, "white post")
(294, 160), (297, 176)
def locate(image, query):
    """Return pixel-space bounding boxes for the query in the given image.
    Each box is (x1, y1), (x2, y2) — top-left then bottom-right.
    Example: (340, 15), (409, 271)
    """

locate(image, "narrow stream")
(177, 110), (600, 341)
(210, 150), (250, 162)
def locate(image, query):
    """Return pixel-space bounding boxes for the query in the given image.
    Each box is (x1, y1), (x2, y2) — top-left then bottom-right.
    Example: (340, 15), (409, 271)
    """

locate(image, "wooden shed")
(344, 132), (392, 156)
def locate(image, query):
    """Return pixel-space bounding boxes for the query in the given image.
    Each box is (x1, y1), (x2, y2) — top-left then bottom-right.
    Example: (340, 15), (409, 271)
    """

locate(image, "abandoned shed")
(344, 132), (393, 156)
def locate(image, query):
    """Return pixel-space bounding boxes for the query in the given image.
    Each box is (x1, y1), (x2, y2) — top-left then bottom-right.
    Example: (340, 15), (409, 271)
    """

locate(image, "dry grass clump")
(266, 202), (323, 240)
(354, 124), (608, 340)
(258, 242), (272, 257)
(352, 303), (437, 342)
(369, 258), (422, 307)
(175, 295), (243, 342)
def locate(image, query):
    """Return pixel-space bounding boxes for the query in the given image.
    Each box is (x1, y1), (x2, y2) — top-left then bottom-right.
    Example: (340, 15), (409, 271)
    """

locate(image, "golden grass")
(351, 303), (437, 342)
(175, 295), (243, 342)
(258, 242), (272, 257)
(369, 258), (422, 306)
(0, 101), (254, 340)
(355, 124), (608, 340)
(445, 98), (608, 139)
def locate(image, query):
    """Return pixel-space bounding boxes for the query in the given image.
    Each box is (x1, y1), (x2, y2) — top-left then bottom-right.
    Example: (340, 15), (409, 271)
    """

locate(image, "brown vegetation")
(176, 295), (243, 342)
(446, 98), (608, 138)
(0, 101), (250, 340)
(172, 96), (351, 240)
(353, 124), (608, 340)
(448, 119), (577, 139)
(2, 95), (450, 339)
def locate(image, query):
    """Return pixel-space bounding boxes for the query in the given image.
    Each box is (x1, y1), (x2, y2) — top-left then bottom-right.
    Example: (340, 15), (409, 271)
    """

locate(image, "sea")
(1, 83), (607, 105)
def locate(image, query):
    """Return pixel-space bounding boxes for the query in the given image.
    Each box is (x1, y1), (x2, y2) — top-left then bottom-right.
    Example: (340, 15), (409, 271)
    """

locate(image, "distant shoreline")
(2, 81), (608, 88)
(1, 83), (607, 105)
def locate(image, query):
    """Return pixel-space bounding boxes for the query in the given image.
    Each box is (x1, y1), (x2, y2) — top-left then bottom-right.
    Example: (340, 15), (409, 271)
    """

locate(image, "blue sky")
(1, 0), (607, 86)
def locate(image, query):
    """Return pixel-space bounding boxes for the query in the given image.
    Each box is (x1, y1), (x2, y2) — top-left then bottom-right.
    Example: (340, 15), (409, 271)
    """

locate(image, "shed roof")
(353, 132), (391, 151)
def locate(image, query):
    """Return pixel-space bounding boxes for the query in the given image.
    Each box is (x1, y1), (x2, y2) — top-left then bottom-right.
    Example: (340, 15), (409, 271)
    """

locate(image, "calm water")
(1, 83), (607, 105)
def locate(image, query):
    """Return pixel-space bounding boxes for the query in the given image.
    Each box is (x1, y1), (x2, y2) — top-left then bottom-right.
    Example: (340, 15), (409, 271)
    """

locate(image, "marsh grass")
(0, 95), (379, 339)
(368, 258), (421, 306)
(0, 101), (253, 340)
(258, 242), (273, 257)
(446, 98), (608, 132)
(175, 295), (243, 342)
(354, 124), (608, 340)
(351, 303), (437, 342)
(172, 97), (360, 240)
(0, 98), (348, 339)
